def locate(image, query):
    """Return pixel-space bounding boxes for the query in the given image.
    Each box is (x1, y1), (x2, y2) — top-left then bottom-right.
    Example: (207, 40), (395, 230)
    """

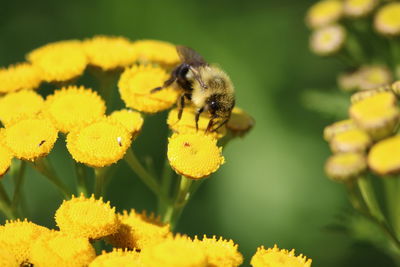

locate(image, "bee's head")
(206, 94), (235, 121)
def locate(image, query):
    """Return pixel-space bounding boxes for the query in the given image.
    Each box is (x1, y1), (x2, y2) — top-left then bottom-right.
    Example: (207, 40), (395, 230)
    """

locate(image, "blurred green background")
(0, 0), (395, 266)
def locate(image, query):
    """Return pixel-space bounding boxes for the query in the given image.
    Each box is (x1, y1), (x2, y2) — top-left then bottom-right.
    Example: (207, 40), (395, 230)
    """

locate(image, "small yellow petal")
(108, 109), (144, 134)
(368, 135), (400, 175)
(330, 128), (372, 153)
(131, 40), (180, 67)
(374, 2), (400, 36)
(357, 65), (393, 91)
(344, 0), (378, 18)
(306, 0), (343, 29)
(325, 152), (366, 181)
(89, 249), (140, 267)
(0, 63), (41, 93)
(250, 245), (312, 267)
(323, 119), (356, 142)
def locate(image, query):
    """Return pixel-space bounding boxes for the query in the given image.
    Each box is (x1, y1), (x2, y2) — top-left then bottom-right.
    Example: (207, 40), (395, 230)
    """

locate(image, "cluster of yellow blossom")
(0, 195), (311, 267)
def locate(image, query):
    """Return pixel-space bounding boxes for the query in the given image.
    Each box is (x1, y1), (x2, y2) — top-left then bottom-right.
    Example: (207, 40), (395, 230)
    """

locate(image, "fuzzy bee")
(151, 46), (235, 132)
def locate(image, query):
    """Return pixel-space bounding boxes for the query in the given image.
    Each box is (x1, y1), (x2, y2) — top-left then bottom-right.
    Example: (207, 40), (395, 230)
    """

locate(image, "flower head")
(194, 235), (243, 267)
(44, 86), (106, 133)
(330, 128), (372, 153)
(306, 0), (343, 29)
(2, 118), (58, 161)
(325, 152), (366, 181)
(106, 209), (170, 250)
(0, 90), (44, 127)
(250, 245), (312, 267)
(337, 71), (360, 92)
(357, 65), (392, 91)
(108, 109), (144, 135)
(374, 3), (400, 36)
(0, 241), (19, 267)
(66, 119), (132, 167)
(0, 63), (41, 93)
(323, 119), (356, 141)
(84, 35), (136, 71)
(55, 194), (120, 239)
(27, 40), (87, 82)
(89, 249), (140, 267)
(344, 0), (377, 18)
(368, 135), (400, 175)
(310, 24), (346, 56)
(119, 65), (179, 113)
(0, 141), (12, 177)
(167, 133), (225, 179)
(30, 230), (96, 267)
(226, 107), (255, 137)
(131, 40), (180, 67)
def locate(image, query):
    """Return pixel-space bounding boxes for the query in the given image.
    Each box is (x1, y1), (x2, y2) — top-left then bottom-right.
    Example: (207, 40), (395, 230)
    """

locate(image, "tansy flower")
(357, 65), (393, 91)
(30, 230), (96, 267)
(337, 71), (360, 92)
(2, 118), (58, 161)
(108, 109), (144, 135)
(0, 219), (51, 264)
(26, 40), (87, 82)
(344, 0), (377, 18)
(0, 90), (44, 127)
(0, 141), (12, 177)
(66, 119), (132, 167)
(374, 2), (400, 36)
(119, 65), (179, 113)
(329, 128), (372, 153)
(349, 91), (399, 140)
(323, 119), (356, 142)
(325, 152), (366, 181)
(0, 62), (41, 93)
(368, 135), (400, 175)
(167, 107), (226, 139)
(0, 241), (19, 267)
(84, 35), (136, 71)
(43, 86), (106, 133)
(55, 194), (120, 239)
(89, 249), (140, 267)
(226, 107), (255, 137)
(193, 235), (243, 267)
(306, 0), (343, 29)
(250, 245), (312, 267)
(131, 39), (180, 67)
(350, 86), (392, 103)
(106, 209), (170, 250)
(167, 133), (225, 179)
(309, 24), (346, 56)
(139, 235), (207, 267)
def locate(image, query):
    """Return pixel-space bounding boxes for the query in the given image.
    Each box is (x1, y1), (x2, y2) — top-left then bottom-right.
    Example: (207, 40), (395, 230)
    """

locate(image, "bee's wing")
(176, 46), (207, 67)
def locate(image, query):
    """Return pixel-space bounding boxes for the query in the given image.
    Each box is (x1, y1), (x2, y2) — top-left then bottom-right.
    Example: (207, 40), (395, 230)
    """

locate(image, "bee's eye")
(209, 101), (218, 110)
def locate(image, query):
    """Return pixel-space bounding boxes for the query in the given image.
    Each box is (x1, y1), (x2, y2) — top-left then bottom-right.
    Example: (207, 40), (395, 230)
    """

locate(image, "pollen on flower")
(250, 245), (312, 267)
(2, 118), (58, 161)
(306, 0), (343, 29)
(368, 135), (400, 175)
(55, 194), (120, 239)
(118, 65), (179, 113)
(344, 0), (377, 18)
(108, 109), (144, 135)
(193, 235), (243, 267)
(0, 62), (42, 93)
(167, 133), (225, 179)
(0, 141), (12, 177)
(0, 90), (44, 127)
(309, 24), (346, 56)
(325, 152), (366, 181)
(26, 40), (87, 82)
(374, 2), (400, 36)
(84, 35), (136, 71)
(226, 107), (255, 137)
(30, 230), (96, 267)
(43, 85), (106, 133)
(329, 128), (372, 153)
(0, 219), (51, 265)
(131, 39), (180, 67)
(89, 249), (140, 267)
(167, 107), (226, 139)
(66, 119), (132, 167)
(106, 209), (170, 250)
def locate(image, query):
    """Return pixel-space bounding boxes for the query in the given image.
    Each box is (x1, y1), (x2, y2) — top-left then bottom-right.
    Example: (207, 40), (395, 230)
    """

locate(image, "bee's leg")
(213, 118), (229, 132)
(177, 93), (186, 120)
(194, 107), (204, 131)
(205, 118), (215, 133)
(151, 75), (176, 93)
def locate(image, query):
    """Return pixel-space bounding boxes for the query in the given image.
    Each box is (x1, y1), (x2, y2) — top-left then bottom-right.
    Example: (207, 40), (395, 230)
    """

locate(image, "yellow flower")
(0, 219), (51, 264)
(368, 135), (400, 175)
(55, 194), (120, 239)
(108, 109), (144, 135)
(84, 35), (136, 71)
(167, 107), (226, 139)
(0, 141), (12, 177)
(119, 65), (179, 113)
(344, 0), (377, 18)
(0, 62), (41, 93)
(309, 24), (346, 56)
(26, 40), (87, 82)
(139, 235), (207, 267)
(226, 107), (255, 137)
(306, 0), (343, 29)
(131, 39), (180, 67)
(337, 71), (360, 92)
(0, 241), (19, 267)
(30, 230), (96, 267)
(357, 65), (393, 91)
(66, 119), (132, 167)
(2, 118), (58, 161)
(349, 91), (399, 140)
(0, 90), (44, 127)
(106, 209), (170, 250)
(167, 133), (225, 179)
(350, 86), (392, 103)
(194, 235), (243, 267)
(89, 249), (140, 267)
(330, 128), (372, 153)
(374, 2), (400, 36)
(323, 119), (356, 142)
(43, 86), (106, 133)
(250, 245), (312, 267)
(325, 152), (366, 181)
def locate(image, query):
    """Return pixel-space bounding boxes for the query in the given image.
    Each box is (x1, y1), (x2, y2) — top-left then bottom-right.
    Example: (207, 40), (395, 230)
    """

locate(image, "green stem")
(168, 176), (193, 230)
(94, 167), (109, 198)
(389, 39), (400, 79)
(384, 177), (400, 237)
(74, 162), (89, 197)
(158, 159), (174, 215)
(0, 183), (15, 220)
(11, 160), (26, 213)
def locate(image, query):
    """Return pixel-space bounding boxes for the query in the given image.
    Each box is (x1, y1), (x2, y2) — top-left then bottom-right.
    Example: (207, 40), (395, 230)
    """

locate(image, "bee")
(151, 46), (235, 132)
